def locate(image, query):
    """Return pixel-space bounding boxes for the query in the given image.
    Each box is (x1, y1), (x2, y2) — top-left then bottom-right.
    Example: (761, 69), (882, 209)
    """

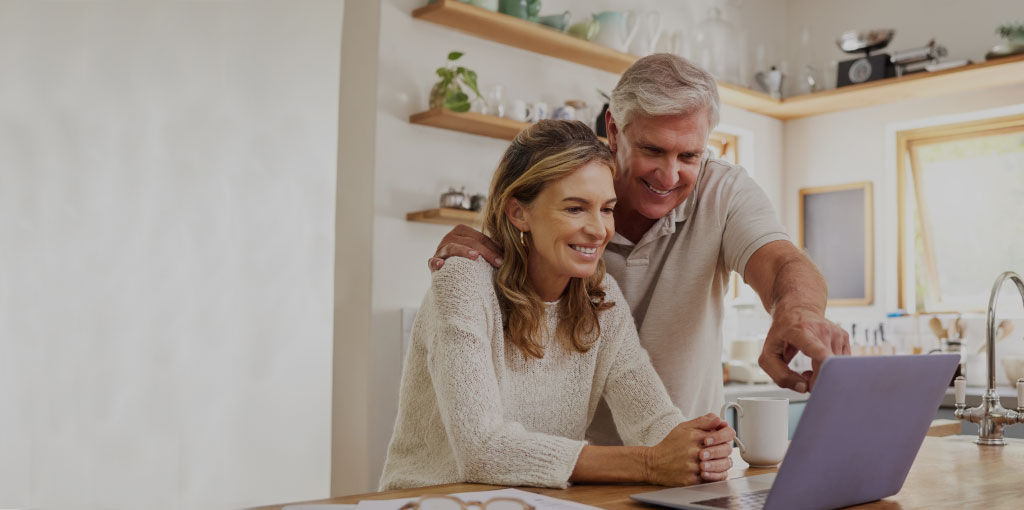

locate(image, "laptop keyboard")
(691, 489), (770, 509)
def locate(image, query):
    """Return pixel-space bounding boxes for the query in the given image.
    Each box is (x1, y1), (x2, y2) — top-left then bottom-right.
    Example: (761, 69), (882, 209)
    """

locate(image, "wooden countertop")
(251, 435), (1023, 510)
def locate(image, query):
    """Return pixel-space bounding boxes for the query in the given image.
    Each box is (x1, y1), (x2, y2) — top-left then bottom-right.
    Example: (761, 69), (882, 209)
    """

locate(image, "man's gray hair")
(609, 53), (720, 131)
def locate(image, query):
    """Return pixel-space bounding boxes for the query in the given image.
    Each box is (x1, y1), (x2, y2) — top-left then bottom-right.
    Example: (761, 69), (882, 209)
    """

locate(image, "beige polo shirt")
(587, 156), (790, 445)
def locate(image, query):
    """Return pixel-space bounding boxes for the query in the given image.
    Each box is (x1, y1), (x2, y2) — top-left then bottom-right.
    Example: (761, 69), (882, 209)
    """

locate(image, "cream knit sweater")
(378, 258), (685, 490)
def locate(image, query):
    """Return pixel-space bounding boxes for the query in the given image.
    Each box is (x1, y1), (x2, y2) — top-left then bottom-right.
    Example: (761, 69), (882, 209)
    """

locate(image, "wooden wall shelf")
(412, 0), (634, 74)
(411, 108), (615, 142)
(412, 0), (1024, 120)
(771, 54), (1024, 120)
(406, 207), (481, 227)
(410, 109), (526, 140)
(402, 108), (600, 142)
(409, 108), (735, 157)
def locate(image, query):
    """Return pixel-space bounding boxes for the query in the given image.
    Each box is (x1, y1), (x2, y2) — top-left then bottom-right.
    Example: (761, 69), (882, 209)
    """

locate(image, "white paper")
(283, 505), (358, 510)
(354, 488), (602, 510)
(355, 495), (417, 510)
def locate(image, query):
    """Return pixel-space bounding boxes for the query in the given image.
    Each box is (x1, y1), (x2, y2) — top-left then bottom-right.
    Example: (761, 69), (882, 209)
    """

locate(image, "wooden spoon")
(977, 320), (1015, 354)
(1000, 320), (1015, 341)
(952, 316), (965, 339)
(929, 317), (947, 340)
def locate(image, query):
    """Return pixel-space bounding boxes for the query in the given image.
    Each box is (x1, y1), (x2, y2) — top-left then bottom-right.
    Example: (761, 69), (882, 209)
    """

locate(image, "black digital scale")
(838, 53), (895, 87)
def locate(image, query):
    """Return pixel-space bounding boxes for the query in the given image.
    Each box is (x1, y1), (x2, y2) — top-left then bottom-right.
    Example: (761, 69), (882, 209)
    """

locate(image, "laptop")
(631, 354), (959, 510)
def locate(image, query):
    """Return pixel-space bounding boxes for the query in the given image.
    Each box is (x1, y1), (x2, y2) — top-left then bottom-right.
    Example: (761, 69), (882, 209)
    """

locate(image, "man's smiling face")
(609, 110), (710, 222)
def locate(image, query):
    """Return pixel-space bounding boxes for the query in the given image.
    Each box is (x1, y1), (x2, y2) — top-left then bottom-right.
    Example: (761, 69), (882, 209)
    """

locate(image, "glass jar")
(690, 6), (741, 85)
(485, 85), (505, 117)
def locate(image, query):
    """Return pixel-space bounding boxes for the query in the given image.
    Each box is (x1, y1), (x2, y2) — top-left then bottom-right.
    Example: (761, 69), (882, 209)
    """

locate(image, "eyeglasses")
(400, 495), (535, 510)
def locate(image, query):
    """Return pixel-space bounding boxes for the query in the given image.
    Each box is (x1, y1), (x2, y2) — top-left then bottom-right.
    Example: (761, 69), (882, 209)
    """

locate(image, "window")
(897, 114), (1024, 312)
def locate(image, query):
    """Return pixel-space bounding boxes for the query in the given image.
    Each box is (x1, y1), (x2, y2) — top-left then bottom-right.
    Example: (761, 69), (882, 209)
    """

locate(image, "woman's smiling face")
(508, 161), (616, 300)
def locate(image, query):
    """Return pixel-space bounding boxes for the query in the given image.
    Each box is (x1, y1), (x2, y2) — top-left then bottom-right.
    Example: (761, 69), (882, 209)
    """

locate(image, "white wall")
(0, 1), (341, 508)
(366, 0), (789, 489)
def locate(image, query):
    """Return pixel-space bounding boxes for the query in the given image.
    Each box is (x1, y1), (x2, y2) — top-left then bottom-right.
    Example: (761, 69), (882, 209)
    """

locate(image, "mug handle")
(719, 402), (747, 453)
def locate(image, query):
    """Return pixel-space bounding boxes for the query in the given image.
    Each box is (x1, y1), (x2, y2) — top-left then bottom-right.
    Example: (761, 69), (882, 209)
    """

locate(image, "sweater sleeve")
(600, 282), (686, 447)
(425, 258), (586, 488)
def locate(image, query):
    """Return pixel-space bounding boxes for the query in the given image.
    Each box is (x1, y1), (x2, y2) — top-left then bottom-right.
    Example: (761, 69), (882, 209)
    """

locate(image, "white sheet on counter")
(283, 505), (357, 510)
(353, 488), (602, 510)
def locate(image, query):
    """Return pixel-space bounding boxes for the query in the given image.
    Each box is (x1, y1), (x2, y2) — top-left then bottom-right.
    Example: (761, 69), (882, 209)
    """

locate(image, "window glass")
(908, 127), (1024, 311)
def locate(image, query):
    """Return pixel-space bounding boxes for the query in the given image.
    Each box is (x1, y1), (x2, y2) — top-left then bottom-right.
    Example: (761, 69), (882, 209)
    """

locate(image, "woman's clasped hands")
(645, 413), (737, 486)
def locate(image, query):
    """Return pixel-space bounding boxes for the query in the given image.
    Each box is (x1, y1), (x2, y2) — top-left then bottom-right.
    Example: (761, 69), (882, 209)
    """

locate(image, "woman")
(380, 120), (735, 490)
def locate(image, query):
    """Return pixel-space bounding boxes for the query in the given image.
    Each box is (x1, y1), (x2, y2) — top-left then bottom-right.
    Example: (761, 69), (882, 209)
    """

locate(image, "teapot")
(568, 18), (599, 41)
(537, 10), (571, 32)
(754, 66), (784, 99)
(440, 187), (471, 210)
(591, 11), (640, 53)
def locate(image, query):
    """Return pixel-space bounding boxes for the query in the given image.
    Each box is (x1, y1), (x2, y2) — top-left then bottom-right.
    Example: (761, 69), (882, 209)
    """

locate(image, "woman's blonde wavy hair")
(482, 120), (617, 359)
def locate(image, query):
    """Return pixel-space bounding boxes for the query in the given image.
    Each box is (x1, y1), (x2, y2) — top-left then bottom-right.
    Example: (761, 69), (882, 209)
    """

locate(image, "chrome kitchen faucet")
(954, 271), (1024, 445)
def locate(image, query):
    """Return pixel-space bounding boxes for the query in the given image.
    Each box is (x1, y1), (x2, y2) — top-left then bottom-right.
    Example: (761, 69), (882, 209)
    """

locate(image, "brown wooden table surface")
(251, 436), (1024, 510)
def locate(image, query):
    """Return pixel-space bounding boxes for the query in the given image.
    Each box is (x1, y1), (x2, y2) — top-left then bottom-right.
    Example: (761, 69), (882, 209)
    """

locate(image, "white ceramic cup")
(720, 397), (788, 467)
(528, 101), (549, 122)
(552, 105), (575, 120)
(510, 99), (531, 122)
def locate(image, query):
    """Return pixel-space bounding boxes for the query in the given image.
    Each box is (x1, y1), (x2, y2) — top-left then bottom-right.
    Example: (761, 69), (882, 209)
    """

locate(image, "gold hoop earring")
(519, 230), (525, 245)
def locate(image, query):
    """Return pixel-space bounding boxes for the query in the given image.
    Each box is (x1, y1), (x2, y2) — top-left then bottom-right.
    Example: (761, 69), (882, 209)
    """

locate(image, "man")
(429, 54), (849, 443)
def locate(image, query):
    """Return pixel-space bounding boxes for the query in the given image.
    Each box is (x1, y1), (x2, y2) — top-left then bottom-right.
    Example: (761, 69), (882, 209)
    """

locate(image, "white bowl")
(1001, 355), (1024, 385)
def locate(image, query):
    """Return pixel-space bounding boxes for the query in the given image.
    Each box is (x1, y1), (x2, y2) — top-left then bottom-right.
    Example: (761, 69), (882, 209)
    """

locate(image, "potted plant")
(430, 51), (484, 112)
(996, 21), (1024, 44)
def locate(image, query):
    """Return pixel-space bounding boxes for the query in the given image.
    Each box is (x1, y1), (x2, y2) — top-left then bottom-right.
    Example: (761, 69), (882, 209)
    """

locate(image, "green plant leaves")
(435, 67), (454, 93)
(996, 22), (1024, 39)
(432, 51), (481, 112)
(461, 69), (482, 100)
(445, 90), (471, 112)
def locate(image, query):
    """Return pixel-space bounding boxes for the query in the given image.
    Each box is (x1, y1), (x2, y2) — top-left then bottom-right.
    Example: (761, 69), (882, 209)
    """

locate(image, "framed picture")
(799, 182), (874, 306)
(707, 132), (745, 299)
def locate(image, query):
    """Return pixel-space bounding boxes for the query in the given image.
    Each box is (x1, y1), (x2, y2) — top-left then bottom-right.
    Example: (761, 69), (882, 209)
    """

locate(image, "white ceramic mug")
(720, 397), (788, 467)
(528, 101), (549, 122)
(552, 105), (575, 120)
(510, 99), (531, 122)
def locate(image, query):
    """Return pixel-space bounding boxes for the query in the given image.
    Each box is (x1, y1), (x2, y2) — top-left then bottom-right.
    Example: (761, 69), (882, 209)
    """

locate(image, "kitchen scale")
(890, 39), (951, 76)
(836, 29), (896, 87)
